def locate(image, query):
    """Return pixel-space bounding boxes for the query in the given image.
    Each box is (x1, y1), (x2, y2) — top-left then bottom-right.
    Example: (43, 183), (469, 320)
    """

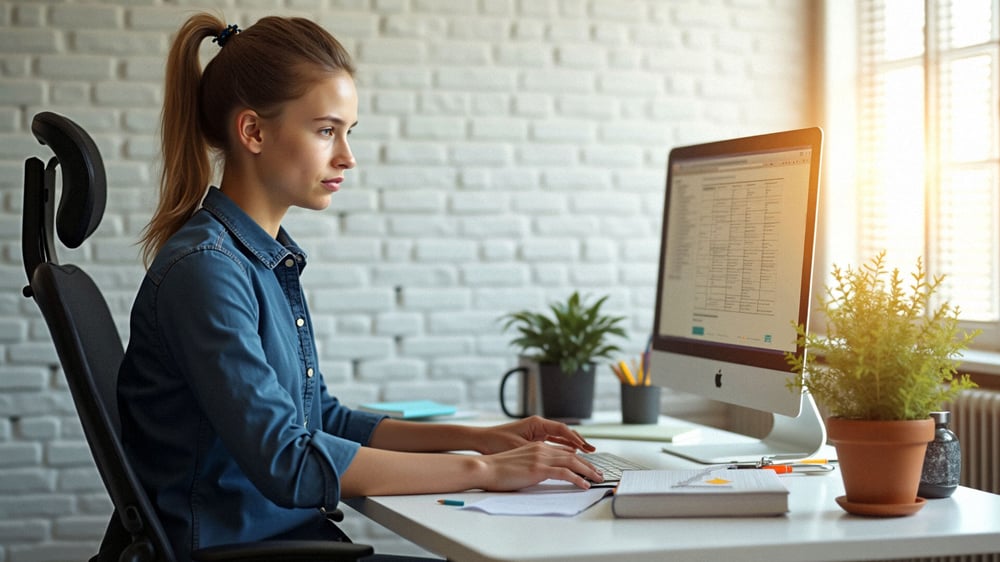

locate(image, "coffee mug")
(499, 357), (541, 418)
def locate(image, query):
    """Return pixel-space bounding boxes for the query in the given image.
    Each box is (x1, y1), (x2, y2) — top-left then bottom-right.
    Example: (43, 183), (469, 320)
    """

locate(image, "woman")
(117, 13), (602, 561)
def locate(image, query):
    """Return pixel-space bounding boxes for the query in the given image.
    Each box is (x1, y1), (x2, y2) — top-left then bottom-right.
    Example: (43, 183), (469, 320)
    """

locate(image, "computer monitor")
(650, 127), (827, 464)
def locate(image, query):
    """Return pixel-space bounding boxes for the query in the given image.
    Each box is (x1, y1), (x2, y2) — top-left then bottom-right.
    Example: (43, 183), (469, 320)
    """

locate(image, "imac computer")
(650, 127), (827, 464)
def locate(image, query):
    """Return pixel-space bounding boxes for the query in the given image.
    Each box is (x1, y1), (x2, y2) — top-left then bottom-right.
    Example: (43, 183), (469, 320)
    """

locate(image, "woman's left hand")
(473, 416), (595, 455)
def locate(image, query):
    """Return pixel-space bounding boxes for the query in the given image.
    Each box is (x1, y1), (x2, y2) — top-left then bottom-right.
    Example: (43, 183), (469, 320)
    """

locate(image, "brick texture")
(0, 0), (815, 558)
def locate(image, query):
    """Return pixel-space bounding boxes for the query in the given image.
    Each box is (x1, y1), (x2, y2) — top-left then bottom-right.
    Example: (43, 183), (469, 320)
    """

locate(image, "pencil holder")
(620, 384), (661, 424)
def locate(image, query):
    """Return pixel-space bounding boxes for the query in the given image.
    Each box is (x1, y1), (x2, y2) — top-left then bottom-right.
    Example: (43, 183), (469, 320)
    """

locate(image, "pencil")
(610, 363), (627, 384)
(619, 360), (637, 386)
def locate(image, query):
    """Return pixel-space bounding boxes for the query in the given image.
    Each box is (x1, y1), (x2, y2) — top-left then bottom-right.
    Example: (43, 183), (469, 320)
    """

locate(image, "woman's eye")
(320, 128), (334, 137)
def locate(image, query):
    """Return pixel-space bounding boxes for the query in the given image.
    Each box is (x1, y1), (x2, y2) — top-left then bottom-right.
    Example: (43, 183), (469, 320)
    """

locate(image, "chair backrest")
(22, 112), (175, 562)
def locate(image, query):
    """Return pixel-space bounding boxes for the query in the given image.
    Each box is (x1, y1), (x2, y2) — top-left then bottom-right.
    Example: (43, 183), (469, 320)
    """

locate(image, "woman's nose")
(334, 141), (356, 169)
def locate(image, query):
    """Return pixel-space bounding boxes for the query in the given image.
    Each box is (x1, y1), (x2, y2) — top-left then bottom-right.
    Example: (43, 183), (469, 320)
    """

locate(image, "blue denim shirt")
(118, 187), (385, 560)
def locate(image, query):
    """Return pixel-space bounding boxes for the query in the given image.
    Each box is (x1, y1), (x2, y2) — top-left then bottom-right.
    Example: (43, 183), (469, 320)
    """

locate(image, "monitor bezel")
(652, 127), (823, 374)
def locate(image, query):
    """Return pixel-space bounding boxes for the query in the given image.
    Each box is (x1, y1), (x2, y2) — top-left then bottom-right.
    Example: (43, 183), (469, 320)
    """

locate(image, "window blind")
(857, 0), (1000, 328)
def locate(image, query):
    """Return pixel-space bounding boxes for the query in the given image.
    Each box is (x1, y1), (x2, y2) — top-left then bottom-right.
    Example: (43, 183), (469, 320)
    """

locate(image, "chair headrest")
(31, 111), (107, 248)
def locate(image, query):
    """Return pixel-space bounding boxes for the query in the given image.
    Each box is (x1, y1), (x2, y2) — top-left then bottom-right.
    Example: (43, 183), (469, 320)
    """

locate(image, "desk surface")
(346, 416), (1000, 562)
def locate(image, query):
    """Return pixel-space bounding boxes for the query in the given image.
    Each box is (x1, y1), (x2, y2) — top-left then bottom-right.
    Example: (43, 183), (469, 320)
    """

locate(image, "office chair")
(20, 111), (374, 562)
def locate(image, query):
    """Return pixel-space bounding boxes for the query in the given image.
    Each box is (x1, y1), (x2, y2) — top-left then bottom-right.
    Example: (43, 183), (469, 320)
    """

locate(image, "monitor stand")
(662, 392), (827, 464)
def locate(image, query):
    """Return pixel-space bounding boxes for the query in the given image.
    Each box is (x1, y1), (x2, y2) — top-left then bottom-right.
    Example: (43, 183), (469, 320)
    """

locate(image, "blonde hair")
(140, 13), (355, 266)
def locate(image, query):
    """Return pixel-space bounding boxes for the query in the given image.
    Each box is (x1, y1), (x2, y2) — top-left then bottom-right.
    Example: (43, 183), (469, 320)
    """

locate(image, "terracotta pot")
(827, 417), (934, 515)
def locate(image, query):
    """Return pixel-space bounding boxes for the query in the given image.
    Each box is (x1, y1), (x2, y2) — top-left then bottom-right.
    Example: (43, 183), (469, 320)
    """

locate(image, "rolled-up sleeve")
(318, 378), (386, 445)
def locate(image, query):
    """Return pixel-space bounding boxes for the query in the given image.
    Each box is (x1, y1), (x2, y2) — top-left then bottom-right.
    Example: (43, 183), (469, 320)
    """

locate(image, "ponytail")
(140, 13), (221, 267)
(141, 13), (355, 267)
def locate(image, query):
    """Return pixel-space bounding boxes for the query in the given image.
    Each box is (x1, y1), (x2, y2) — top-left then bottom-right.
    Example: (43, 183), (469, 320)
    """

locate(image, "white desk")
(346, 417), (1000, 562)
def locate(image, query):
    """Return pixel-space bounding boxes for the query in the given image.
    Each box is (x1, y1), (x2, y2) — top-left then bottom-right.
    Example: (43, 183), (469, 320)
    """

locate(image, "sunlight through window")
(858, 0), (999, 327)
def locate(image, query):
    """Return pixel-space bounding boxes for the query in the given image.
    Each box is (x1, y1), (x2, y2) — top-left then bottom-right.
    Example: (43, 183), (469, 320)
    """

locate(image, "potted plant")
(786, 251), (978, 516)
(500, 291), (628, 421)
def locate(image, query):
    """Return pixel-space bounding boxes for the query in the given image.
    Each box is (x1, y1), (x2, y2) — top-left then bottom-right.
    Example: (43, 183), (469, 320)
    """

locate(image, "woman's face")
(255, 70), (358, 214)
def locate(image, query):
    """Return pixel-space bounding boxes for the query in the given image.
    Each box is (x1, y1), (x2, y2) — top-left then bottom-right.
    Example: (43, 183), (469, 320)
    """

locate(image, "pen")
(633, 358), (645, 386)
(437, 499), (464, 506)
(792, 458), (832, 465)
(726, 463), (834, 474)
(642, 334), (652, 382)
(777, 463), (835, 473)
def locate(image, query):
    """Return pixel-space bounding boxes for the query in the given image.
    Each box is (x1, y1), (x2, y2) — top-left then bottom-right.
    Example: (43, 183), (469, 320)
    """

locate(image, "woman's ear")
(234, 109), (264, 155)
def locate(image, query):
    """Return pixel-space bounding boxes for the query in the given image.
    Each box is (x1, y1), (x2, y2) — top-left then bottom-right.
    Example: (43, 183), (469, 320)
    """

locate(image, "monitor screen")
(650, 127), (826, 464)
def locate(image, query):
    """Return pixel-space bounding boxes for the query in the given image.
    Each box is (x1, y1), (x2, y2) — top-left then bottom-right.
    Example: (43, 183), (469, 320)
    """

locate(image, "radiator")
(951, 388), (1000, 495)
(846, 391), (1000, 562)
(928, 390), (1000, 562)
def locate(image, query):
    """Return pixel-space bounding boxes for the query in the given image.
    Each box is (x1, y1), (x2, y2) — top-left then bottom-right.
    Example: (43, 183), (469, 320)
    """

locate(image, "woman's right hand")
(477, 441), (603, 491)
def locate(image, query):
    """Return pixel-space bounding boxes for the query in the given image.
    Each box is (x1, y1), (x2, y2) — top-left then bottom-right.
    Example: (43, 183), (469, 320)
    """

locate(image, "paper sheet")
(461, 483), (612, 516)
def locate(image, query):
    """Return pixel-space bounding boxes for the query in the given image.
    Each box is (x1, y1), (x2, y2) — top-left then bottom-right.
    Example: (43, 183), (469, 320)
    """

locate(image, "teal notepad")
(357, 400), (457, 419)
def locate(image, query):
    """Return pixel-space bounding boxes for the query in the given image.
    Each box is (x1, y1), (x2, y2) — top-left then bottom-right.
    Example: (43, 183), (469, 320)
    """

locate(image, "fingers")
(484, 441), (604, 491)
(532, 442), (604, 485)
(573, 461), (603, 487)
(486, 417), (595, 456)
(546, 433), (596, 452)
(537, 419), (595, 452)
(548, 466), (594, 490)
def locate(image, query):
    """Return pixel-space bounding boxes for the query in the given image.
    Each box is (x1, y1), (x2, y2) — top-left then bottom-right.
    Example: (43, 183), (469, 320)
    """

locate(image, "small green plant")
(500, 291), (628, 375)
(786, 251), (978, 421)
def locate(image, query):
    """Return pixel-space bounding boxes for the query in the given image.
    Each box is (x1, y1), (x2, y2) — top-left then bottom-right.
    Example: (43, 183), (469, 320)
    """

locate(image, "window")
(850, 0), (1000, 349)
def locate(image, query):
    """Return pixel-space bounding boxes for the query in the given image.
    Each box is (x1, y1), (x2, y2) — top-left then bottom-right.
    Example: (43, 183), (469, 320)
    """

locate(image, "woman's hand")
(473, 416), (596, 455)
(478, 441), (603, 491)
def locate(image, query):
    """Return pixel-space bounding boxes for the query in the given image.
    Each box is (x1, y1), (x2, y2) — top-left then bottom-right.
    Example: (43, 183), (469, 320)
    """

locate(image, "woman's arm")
(367, 416), (596, 455)
(339, 440), (601, 497)
(341, 415), (602, 496)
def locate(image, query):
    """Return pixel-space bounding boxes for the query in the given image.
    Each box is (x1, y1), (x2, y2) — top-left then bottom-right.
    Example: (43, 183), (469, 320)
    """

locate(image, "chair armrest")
(191, 540), (374, 561)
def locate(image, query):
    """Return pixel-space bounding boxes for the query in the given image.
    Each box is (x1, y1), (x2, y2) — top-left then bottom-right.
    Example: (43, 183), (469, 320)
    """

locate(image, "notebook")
(575, 422), (700, 444)
(357, 400), (457, 419)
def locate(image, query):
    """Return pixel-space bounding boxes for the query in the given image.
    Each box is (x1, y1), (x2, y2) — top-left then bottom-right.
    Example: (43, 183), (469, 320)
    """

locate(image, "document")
(461, 483), (612, 516)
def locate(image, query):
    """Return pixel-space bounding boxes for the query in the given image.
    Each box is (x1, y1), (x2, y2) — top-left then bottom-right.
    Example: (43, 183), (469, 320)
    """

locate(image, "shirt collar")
(201, 187), (307, 270)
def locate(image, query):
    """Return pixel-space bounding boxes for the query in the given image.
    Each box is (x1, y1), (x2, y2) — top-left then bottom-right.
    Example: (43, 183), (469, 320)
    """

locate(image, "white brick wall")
(0, 0), (816, 559)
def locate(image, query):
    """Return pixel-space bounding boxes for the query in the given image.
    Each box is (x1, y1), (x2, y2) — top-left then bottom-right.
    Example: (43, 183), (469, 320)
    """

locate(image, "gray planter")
(537, 362), (595, 422)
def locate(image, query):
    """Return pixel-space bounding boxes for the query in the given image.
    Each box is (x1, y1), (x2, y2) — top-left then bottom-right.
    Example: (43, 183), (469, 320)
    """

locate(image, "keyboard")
(579, 451), (649, 484)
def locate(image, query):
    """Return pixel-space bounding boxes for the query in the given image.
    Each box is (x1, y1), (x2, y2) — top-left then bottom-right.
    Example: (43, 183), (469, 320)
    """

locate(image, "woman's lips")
(322, 177), (343, 192)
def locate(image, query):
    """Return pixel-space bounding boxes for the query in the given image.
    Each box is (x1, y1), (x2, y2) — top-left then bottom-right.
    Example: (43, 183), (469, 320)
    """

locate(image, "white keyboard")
(579, 451), (649, 483)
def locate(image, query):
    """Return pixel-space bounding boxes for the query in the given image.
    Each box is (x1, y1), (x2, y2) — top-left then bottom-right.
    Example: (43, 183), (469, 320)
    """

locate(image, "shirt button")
(285, 258), (295, 267)
(296, 318), (305, 327)
(306, 368), (314, 378)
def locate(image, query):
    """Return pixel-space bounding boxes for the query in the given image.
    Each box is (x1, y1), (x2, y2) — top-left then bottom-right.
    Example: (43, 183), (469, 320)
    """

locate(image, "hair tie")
(213, 24), (240, 47)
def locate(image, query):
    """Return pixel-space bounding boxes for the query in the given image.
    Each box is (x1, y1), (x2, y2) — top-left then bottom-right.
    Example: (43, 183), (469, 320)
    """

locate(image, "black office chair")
(20, 111), (374, 562)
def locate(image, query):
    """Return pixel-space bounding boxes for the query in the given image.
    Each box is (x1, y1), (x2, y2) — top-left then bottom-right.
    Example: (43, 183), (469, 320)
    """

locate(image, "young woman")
(117, 13), (602, 560)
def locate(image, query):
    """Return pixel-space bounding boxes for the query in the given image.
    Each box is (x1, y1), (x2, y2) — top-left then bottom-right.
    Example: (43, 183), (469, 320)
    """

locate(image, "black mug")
(499, 358), (541, 418)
